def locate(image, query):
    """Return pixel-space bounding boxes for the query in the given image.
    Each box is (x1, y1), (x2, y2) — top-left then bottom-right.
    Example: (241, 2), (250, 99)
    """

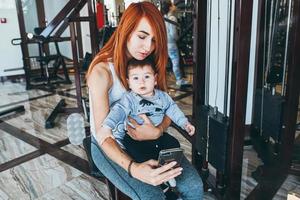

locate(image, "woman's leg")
(91, 136), (165, 200)
(168, 46), (182, 81)
(176, 156), (204, 200)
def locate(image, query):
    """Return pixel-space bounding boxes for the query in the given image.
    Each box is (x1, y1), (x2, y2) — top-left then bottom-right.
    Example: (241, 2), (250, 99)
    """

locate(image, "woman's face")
(127, 17), (156, 60)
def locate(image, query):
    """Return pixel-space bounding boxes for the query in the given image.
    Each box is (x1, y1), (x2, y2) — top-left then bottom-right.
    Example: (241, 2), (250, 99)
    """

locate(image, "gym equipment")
(0, 105), (25, 117)
(11, 34), (71, 90)
(192, 0), (255, 198)
(11, 0), (99, 128)
(31, 27), (71, 87)
(67, 113), (85, 145)
(252, 0), (292, 163)
(194, 0), (232, 193)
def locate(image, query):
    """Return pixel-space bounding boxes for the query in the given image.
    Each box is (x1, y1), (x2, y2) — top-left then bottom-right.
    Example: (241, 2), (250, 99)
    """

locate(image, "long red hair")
(86, 2), (168, 91)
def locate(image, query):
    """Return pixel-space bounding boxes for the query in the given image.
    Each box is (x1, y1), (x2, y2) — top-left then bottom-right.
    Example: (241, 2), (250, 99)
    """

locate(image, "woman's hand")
(126, 114), (162, 141)
(131, 160), (183, 186)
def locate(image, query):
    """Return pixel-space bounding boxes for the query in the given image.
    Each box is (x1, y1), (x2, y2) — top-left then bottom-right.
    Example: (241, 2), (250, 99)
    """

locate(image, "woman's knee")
(190, 176), (203, 196)
(177, 158), (204, 199)
(179, 175), (203, 199)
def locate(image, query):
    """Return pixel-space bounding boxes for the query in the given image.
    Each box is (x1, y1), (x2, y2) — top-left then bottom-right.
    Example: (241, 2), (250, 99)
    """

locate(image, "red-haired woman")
(87, 2), (203, 199)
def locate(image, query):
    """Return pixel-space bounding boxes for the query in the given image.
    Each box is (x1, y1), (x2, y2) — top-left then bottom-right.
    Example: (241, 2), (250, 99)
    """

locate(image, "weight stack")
(207, 111), (229, 173)
(195, 105), (229, 173)
(195, 105), (210, 158)
(253, 89), (284, 141)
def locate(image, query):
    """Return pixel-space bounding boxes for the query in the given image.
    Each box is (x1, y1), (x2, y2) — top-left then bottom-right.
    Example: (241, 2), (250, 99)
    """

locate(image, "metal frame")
(226, 0), (253, 198)
(15, 0), (30, 88)
(15, 0), (98, 128)
(193, 0), (253, 198)
(246, 0), (300, 199)
(192, 0), (207, 170)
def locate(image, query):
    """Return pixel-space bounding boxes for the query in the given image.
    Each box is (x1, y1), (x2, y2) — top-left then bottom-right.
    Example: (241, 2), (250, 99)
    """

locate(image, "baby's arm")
(163, 92), (195, 135)
(102, 93), (132, 131)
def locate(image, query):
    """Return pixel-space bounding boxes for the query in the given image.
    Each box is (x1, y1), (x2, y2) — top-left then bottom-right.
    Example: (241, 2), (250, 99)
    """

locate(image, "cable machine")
(250, 0), (300, 195)
(192, 0), (253, 198)
(252, 0), (292, 162)
(14, 0), (98, 128)
(192, 0), (300, 198)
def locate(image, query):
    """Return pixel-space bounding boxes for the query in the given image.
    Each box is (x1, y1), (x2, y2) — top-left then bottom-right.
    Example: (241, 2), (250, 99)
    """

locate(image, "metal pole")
(205, 0), (212, 105)
(223, 0), (232, 116)
(281, 0), (292, 96)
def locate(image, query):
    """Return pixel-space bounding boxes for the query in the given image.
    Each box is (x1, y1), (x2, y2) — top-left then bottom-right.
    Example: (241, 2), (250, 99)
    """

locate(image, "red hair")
(86, 2), (168, 91)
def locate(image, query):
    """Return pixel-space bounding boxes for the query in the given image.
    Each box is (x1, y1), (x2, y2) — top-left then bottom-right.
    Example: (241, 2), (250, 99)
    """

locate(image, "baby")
(101, 57), (195, 162)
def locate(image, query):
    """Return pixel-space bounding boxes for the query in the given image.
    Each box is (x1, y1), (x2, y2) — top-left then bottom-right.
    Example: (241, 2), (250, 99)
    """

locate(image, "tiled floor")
(0, 70), (299, 199)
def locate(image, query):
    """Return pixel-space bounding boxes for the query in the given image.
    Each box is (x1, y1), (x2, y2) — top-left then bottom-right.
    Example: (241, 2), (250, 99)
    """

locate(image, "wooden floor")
(0, 69), (299, 200)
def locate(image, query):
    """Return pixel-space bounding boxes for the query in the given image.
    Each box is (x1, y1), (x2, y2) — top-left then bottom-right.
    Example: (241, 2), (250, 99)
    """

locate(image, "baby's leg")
(123, 134), (160, 162)
(157, 133), (180, 150)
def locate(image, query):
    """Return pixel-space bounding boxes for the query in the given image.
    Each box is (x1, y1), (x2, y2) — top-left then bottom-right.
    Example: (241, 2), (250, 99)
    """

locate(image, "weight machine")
(192, 0), (300, 198)
(11, 28), (72, 90)
(14, 0), (98, 128)
(253, 0), (292, 158)
(251, 0), (300, 185)
(192, 0), (253, 199)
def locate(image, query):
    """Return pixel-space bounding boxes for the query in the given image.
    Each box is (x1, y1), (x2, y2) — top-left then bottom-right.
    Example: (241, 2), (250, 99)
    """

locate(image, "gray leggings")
(91, 136), (203, 200)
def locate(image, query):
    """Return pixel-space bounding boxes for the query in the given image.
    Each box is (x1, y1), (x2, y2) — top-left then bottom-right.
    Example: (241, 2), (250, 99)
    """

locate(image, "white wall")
(0, 4), (24, 76)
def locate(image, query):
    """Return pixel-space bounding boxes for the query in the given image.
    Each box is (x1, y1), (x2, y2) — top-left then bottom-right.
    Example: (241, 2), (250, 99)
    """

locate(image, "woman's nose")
(143, 39), (152, 52)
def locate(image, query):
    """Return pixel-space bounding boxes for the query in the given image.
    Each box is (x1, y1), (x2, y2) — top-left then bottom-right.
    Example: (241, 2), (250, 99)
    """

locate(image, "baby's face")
(127, 65), (157, 97)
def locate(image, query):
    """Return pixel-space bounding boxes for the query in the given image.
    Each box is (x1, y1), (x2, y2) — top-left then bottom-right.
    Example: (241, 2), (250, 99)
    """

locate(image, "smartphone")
(158, 148), (184, 167)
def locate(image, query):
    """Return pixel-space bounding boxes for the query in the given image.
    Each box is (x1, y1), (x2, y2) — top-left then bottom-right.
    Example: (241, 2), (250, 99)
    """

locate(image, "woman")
(161, 0), (189, 87)
(86, 2), (203, 199)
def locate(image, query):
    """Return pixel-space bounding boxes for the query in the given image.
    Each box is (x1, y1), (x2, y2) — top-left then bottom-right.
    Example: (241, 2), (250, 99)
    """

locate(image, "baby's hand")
(185, 122), (195, 136)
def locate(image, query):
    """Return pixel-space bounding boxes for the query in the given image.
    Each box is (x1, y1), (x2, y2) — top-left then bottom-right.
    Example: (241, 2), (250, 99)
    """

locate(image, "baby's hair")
(127, 57), (157, 77)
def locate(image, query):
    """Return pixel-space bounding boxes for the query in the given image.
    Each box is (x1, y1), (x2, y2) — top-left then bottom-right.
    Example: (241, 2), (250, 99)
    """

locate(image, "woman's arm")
(158, 115), (172, 133)
(88, 63), (133, 170)
(88, 63), (181, 184)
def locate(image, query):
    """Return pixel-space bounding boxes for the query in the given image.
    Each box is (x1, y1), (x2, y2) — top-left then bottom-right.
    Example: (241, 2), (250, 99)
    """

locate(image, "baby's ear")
(154, 73), (158, 85)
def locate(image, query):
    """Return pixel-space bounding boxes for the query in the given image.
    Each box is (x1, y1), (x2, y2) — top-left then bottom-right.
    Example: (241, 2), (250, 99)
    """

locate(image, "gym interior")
(0, 0), (299, 199)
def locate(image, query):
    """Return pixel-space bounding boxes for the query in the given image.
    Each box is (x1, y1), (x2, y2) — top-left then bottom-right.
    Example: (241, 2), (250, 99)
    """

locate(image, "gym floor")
(0, 68), (299, 199)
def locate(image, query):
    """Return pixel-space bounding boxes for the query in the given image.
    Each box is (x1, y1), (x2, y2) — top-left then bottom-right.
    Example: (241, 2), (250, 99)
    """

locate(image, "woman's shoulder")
(87, 62), (112, 88)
